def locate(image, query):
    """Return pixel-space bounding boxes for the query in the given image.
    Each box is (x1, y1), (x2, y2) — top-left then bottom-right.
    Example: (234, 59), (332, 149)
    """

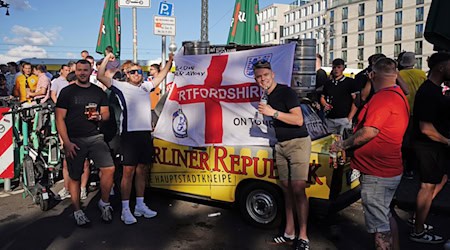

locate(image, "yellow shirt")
(14, 74), (38, 102)
(399, 68), (427, 113)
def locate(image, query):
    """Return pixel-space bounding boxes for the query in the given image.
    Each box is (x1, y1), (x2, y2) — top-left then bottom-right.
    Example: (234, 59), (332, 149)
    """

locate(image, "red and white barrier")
(0, 107), (14, 179)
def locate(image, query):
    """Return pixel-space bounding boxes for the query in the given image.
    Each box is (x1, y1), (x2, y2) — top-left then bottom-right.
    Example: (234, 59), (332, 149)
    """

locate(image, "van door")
(151, 138), (212, 198)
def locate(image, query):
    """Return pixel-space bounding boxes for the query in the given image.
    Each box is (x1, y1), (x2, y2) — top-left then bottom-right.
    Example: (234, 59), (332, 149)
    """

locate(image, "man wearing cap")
(255, 60), (311, 250)
(398, 52), (427, 179)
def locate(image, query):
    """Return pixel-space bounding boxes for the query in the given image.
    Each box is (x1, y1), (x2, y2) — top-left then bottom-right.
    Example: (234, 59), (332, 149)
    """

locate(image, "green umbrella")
(425, 0), (450, 51)
(96, 0), (121, 58)
(227, 0), (261, 45)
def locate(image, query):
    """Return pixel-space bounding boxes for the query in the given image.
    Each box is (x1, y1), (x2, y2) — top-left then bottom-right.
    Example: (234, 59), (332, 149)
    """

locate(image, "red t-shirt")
(351, 86), (410, 177)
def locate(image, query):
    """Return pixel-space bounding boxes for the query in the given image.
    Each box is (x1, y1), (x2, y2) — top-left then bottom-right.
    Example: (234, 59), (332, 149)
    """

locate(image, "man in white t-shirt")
(97, 52), (174, 225)
(50, 64), (71, 103)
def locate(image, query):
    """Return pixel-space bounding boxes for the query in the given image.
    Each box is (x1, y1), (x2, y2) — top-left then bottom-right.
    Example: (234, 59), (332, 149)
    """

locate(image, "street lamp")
(0, 0), (10, 16)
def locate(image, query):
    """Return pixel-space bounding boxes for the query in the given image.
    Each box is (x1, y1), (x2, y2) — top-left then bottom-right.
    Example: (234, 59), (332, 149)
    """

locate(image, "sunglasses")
(252, 59), (272, 70)
(128, 69), (143, 75)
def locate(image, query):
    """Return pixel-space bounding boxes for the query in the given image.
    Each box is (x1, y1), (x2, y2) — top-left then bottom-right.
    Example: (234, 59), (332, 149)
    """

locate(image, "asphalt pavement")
(0, 176), (449, 250)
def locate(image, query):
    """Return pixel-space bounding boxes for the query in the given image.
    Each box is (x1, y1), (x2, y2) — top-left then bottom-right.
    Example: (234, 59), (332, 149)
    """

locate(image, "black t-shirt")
(413, 79), (450, 146)
(56, 83), (108, 138)
(354, 67), (370, 92)
(268, 84), (309, 142)
(322, 76), (358, 119)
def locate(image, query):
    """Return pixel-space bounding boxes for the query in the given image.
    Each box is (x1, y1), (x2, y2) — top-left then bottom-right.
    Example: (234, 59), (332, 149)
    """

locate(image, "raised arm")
(152, 53), (174, 89)
(97, 53), (114, 88)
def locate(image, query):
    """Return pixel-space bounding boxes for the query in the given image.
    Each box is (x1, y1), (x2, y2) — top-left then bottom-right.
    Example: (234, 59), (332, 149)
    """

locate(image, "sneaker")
(409, 231), (444, 244)
(269, 235), (294, 245)
(295, 239), (310, 250)
(57, 188), (71, 200)
(74, 210), (90, 226)
(407, 218), (434, 231)
(98, 201), (113, 223)
(80, 188), (87, 200)
(121, 208), (137, 225)
(134, 205), (157, 218)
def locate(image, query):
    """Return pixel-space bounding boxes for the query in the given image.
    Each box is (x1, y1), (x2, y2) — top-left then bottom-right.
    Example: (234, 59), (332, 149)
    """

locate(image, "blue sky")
(0, 0), (293, 64)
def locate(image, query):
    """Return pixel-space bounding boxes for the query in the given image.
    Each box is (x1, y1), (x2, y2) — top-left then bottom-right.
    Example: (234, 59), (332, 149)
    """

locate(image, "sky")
(0, 0), (293, 64)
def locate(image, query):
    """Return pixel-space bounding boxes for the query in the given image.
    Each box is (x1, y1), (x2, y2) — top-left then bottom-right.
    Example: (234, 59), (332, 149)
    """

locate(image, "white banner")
(153, 43), (296, 146)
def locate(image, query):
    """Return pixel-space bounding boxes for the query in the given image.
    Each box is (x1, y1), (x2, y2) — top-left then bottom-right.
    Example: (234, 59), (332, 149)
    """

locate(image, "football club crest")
(172, 109), (188, 138)
(244, 53), (273, 78)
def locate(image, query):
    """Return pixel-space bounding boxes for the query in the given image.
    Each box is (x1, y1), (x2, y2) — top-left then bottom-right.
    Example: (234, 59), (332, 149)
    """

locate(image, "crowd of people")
(1, 47), (450, 250)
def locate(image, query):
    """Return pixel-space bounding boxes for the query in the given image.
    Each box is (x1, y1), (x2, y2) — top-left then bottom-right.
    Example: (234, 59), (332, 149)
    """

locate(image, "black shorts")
(67, 134), (114, 181)
(414, 142), (447, 184)
(120, 131), (153, 166)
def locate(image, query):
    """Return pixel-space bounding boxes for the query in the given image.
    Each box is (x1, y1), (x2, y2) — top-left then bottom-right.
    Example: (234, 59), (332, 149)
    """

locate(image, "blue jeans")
(360, 173), (402, 233)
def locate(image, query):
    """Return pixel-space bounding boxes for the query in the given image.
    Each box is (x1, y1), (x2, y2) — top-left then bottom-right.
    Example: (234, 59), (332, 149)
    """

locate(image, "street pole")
(201, 0), (208, 41)
(161, 35), (166, 94)
(132, 7), (138, 63)
(323, 28), (328, 66)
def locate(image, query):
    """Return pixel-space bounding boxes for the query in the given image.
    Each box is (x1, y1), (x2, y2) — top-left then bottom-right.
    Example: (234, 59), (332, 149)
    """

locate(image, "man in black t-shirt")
(56, 60), (115, 226)
(255, 60), (311, 250)
(320, 59), (358, 134)
(409, 52), (450, 244)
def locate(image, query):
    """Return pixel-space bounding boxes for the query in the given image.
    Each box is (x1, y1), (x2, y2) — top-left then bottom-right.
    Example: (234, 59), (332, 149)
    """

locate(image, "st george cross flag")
(153, 43), (296, 147)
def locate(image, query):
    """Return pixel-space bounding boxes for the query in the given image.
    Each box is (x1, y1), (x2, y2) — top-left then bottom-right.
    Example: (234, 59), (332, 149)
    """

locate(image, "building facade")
(262, 0), (433, 70)
(259, 3), (290, 44)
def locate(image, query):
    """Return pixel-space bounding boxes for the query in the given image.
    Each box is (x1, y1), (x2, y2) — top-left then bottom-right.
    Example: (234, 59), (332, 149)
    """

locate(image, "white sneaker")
(134, 205), (157, 218)
(80, 188), (87, 200)
(121, 208), (137, 225)
(74, 210), (90, 226)
(57, 188), (71, 200)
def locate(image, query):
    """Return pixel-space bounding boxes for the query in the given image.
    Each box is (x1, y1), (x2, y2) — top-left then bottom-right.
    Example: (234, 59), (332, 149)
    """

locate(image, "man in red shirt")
(331, 58), (409, 249)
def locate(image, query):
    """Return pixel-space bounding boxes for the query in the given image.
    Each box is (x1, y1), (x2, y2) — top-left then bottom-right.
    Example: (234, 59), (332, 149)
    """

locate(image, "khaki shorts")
(275, 136), (311, 181)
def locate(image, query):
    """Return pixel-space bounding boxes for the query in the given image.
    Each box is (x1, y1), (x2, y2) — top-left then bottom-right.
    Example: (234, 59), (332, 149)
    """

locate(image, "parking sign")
(158, 1), (173, 16)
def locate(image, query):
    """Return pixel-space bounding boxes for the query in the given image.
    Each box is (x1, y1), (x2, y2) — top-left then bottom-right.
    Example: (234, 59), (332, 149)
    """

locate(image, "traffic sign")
(119, 0), (151, 8)
(154, 16), (176, 36)
(158, 1), (173, 16)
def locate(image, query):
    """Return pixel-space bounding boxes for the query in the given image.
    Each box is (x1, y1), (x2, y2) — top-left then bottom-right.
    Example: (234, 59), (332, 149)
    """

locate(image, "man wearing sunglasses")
(255, 60), (311, 250)
(97, 52), (174, 225)
(13, 62), (38, 103)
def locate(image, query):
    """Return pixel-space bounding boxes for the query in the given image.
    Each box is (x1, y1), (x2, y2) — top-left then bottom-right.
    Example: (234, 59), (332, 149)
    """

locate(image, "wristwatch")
(273, 111), (279, 119)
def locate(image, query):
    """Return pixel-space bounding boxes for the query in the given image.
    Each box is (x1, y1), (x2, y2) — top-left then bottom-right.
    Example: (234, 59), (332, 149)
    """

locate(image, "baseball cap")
(399, 52), (416, 67)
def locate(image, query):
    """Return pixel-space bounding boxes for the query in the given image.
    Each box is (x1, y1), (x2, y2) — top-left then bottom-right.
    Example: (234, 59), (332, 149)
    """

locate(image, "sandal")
(407, 218), (434, 231)
(270, 235), (294, 245)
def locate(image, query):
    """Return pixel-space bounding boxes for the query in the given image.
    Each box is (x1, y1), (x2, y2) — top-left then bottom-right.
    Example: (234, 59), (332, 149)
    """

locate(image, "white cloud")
(0, 45), (47, 64)
(8, 0), (32, 10)
(3, 25), (61, 46)
(66, 52), (76, 59)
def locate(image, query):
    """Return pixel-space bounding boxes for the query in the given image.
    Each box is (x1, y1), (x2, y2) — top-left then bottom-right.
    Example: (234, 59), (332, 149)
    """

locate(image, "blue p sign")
(158, 2), (173, 16)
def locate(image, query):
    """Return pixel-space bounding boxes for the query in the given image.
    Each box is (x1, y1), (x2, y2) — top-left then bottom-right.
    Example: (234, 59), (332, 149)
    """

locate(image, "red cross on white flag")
(154, 43), (296, 146)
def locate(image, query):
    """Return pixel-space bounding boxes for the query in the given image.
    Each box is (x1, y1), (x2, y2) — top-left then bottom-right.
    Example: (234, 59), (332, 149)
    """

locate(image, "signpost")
(155, 1), (176, 94)
(119, 0), (151, 62)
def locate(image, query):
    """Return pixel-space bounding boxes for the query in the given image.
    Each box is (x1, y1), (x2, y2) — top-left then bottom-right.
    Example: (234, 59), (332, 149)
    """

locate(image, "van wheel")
(239, 182), (282, 228)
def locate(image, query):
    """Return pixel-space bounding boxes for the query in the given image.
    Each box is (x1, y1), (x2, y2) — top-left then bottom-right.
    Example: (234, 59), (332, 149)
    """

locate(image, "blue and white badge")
(172, 109), (188, 138)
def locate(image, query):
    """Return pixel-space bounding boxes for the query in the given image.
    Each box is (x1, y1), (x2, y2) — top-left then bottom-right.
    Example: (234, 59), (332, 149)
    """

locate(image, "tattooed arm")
(331, 126), (379, 152)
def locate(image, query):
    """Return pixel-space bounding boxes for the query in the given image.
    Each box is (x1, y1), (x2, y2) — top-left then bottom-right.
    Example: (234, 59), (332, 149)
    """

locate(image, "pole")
(161, 35), (167, 94)
(323, 28), (328, 66)
(4, 179), (11, 192)
(132, 7), (138, 63)
(201, 0), (208, 41)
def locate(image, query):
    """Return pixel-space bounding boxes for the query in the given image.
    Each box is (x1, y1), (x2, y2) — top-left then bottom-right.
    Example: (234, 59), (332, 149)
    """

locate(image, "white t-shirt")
(111, 79), (155, 132)
(50, 77), (69, 98)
